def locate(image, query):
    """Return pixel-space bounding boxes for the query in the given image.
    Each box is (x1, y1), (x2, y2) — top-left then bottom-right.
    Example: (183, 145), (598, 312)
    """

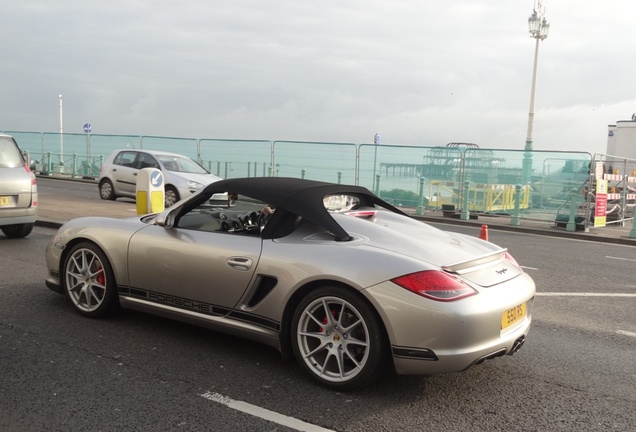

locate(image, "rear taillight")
(24, 165), (36, 185)
(24, 165), (37, 207)
(392, 270), (477, 302)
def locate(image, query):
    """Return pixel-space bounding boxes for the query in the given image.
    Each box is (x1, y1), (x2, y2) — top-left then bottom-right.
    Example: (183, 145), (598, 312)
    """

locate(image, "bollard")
(301, 169), (306, 179)
(460, 181), (470, 220)
(374, 174), (381, 195)
(479, 224), (489, 241)
(416, 177), (425, 215)
(136, 168), (165, 215)
(630, 217), (636, 238)
(511, 185), (522, 226)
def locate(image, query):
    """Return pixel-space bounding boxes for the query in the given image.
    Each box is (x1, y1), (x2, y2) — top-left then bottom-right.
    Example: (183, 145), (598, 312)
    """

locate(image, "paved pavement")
(414, 210), (636, 246)
(34, 177), (636, 246)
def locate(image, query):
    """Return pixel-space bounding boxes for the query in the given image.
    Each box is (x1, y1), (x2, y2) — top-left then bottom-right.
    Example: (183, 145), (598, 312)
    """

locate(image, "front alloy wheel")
(165, 186), (180, 207)
(292, 286), (387, 390)
(63, 242), (118, 317)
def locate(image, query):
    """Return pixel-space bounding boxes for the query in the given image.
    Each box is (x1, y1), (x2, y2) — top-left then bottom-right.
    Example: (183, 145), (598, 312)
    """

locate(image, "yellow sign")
(594, 179), (608, 227)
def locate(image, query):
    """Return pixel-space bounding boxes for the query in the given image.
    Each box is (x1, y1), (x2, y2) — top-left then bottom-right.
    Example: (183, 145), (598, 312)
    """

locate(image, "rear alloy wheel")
(2, 223), (34, 238)
(165, 186), (180, 207)
(291, 286), (388, 390)
(99, 179), (116, 200)
(63, 242), (118, 317)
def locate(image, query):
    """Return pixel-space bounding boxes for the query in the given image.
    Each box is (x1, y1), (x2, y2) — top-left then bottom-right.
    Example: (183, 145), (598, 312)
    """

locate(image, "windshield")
(158, 155), (210, 174)
(0, 136), (24, 168)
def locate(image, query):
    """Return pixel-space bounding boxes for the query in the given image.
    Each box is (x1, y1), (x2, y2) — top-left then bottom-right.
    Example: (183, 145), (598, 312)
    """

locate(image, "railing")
(30, 152), (104, 178)
(10, 130), (634, 229)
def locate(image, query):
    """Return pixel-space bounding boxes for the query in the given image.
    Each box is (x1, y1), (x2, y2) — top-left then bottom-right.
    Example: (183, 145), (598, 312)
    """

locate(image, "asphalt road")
(0, 182), (635, 431)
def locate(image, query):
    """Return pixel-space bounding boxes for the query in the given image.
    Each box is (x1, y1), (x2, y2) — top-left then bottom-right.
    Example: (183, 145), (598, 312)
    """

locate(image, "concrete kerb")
(412, 215), (636, 246)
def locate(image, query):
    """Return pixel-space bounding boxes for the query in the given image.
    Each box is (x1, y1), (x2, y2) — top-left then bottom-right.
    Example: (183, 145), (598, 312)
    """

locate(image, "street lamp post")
(522, 1), (550, 184)
(59, 94), (64, 166)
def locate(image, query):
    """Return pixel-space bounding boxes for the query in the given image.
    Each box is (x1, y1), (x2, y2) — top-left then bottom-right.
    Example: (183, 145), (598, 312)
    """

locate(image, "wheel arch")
(279, 279), (392, 366)
(58, 238), (121, 291)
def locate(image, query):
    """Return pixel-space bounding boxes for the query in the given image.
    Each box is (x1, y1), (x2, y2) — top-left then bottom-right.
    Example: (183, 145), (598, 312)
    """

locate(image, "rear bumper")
(363, 273), (536, 376)
(391, 318), (531, 374)
(0, 208), (37, 226)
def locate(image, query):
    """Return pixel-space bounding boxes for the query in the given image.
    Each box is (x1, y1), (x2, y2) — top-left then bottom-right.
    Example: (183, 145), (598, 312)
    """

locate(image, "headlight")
(187, 181), (204, 190)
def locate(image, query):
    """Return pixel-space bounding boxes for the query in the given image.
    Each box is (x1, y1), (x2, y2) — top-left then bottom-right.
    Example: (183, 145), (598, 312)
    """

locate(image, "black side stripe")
(118, 286), (280, 331)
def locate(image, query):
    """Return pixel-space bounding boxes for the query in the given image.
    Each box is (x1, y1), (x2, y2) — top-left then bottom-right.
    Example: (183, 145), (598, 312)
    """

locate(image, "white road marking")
(536, 292), (636, 297)
(521, 266), (538, 271)
(200, 391), (335, 432)
(617, 330), (636, 338)
(606, 256), (636, 262)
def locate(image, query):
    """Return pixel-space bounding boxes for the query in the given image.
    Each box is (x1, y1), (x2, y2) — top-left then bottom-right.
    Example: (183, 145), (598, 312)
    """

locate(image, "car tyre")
(99, 179), (116, 200)
(291, 285), (388, 390)
(63, 242), (119, 318)
(2, 223), (34, 238)
(165, 185), (180, 207)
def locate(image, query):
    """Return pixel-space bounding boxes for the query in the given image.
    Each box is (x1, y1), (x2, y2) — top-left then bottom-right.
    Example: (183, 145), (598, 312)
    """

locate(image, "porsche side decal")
(118, 286), (279, 331)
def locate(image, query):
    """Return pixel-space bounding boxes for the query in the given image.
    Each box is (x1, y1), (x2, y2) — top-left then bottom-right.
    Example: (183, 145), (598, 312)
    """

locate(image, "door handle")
(227, 257), (253, 271)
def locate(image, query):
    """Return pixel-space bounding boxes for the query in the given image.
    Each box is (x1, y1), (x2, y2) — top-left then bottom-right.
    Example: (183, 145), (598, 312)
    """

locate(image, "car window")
(113, 151), (138, 168)
(323, 194), (361, 212)
(176, 192), (268, 235)
(157, 155), (209, 174)
(0, 137), (24, 168)
(136, 153), (159, 169)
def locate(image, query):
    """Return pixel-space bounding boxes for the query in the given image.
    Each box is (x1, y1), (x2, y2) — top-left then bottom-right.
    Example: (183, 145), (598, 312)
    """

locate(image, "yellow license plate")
(501, 303), (526, 330)
(0, 196), (9, 206)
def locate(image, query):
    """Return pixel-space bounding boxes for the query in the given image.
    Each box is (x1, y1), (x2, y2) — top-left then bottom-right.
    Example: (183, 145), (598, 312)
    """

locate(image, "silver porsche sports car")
(45, 177), (535, 390)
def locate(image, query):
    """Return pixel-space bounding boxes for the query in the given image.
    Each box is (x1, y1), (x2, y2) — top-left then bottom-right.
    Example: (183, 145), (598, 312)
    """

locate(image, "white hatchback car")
(98, 149), (222, 207)
(0, 134), (38, 238)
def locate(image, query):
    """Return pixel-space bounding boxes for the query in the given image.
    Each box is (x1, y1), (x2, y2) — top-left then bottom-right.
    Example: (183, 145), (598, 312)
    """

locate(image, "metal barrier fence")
(584, 154), (636, 227)
(8, 130), (634, 229)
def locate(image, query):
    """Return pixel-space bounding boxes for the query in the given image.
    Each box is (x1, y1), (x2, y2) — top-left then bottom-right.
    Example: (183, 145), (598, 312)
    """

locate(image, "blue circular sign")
(83, 123), (92, 133)
(150, 170), (163, 188)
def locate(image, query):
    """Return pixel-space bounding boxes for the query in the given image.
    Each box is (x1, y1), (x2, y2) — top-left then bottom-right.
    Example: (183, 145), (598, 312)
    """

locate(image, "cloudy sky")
(3, 0), (636, 154)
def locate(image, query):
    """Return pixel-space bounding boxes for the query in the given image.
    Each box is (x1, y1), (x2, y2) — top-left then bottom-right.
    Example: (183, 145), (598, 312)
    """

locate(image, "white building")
(607, 115), (636, 160)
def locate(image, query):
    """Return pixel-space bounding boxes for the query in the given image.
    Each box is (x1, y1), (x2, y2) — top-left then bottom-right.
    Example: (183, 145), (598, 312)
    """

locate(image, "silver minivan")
(0, 134), (38, 238)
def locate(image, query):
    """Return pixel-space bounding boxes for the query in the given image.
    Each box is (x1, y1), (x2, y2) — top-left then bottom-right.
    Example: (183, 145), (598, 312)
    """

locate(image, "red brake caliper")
(319, 309), (338, 332)
(96, 265), (105, 285)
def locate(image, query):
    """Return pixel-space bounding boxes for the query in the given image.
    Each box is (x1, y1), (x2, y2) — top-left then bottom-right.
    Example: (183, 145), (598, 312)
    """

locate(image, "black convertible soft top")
(199, 177), (407, 241)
